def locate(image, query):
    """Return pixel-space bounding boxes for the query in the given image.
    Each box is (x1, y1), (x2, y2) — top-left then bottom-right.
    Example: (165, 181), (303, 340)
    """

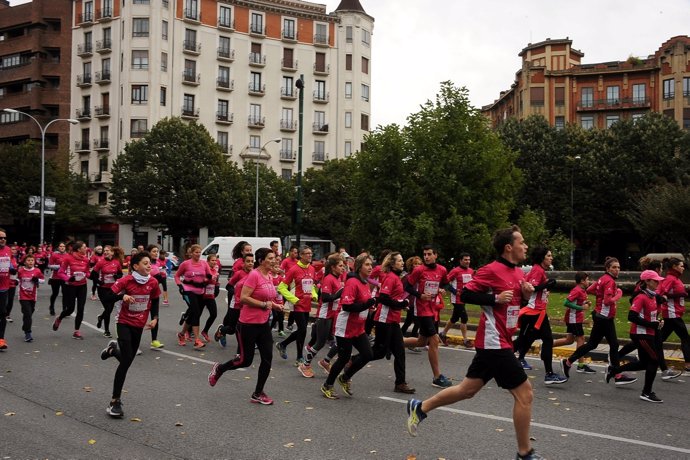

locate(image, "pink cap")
(640, 270), (664, 282)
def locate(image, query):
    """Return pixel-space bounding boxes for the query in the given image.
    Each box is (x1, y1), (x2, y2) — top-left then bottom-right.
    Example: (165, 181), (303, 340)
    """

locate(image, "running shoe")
(101, 340), (118, 360)
(544, 372), (567, 385)
(275, 342), (288, 359)
(178, 312), (186, 326)
(24, 332), (33, 343)
(321, 385), (339, 399)
(295, 358), (305, 367)
(318, 359), (331, 375)
(136, 349), (143, 356)
(72, 330), (83, 340)
(52, 317), (61, 331)
(49, 307), (55, 316)
(286, 324), (294, 331)
(337, 374), (353, 396)
(177, 332), (186, 346)
(185, 332), (193, 342)
(103, 331), (112, 338)
(201, 331), (211, 343)
(640, 392), (663, 403)
(150, 340), (164, 349)
(106, 399), (124, 418)
(576, 364), (596, 374)
(431, 374), (452, 388)
(214, 324), (224, 342)
(661, 369), (681, 381)
(193, 339), (205, 349)
(6, 316), (12, 323)
(91, 294), (98, 301)
(208, 363), (220, 387)
(250, 392), (274, 405)
(406, 399), (426, 437)
(0, 339), (7, 350)
(162, 299), (169, 306)
(515, 448), (545, 460)
(438, 331), (449, 346)
(298, 362), (315, 378)
(407, 346), (422, 353)
(219, 334), (227, 348)
(278, 330), (286, 337)
(394, 383), (416, 394)
(519, 359), (533, 370)
(560, 359), (571, 378)
(96, 314), (103, 329)
(462, 339), (473, 348)
(614, 374), (637, 386)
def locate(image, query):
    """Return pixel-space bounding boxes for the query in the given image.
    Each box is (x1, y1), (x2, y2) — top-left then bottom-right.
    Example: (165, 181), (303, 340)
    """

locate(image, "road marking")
(380, 396), (690, 454)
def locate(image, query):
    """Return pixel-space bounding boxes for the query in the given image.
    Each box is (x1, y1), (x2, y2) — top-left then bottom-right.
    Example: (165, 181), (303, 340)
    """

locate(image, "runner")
(269, 258), (287, 337)
(100, 251), (161, 417)
(230, 241), (253, 274)
(146, 244), (167, 348)
(17, 252), (43, 343)
(215, 253), (254, 347)
(91, 245), (124, 338)
(53, 241), (90, 340)
(208, 248), (283, 405)
(440, 252), (474, 348)
(175, 244), (212, 349)
(47, 242), (68, 316)
(89, 245), (104, 300)
(156, 250), (170, 306)
(405, 225), (544, 460)
(400, 256), (422, 339)
(200, 253), (220, 343)
(657, 257), (690, 375)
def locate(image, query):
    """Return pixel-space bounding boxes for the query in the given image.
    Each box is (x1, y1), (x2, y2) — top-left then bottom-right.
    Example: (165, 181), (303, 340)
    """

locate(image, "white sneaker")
(661, 369), (681, 381)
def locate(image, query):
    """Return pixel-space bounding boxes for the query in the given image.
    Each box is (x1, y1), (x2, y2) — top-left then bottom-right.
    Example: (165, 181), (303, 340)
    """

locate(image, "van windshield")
(203, 244), (219, 255)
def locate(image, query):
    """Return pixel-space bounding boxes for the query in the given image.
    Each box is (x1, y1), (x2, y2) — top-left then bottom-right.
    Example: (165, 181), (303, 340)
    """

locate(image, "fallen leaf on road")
(55, 411), (64, 416)
(586, 380), (593, 383)
(244, 376), (251, 379)
(88, 439), (96, 445)
(175, 422), (183, 427)
(284, 443), (295, 448)
(175, 404), (181, 407)
(305, 407), (314, 410)
(304, 439), (311, 442)
(4, 412), (15, 416)
(667, 434), (672, 437)
(561, 434), (568, 437)
(283, 400), (291, 404)
(583, 393), (591, 397)
(565, 408), (571, 411)
(548, 397), (557, 401)
(495, 428), (504, 432)
(83, 386), (92, 392)
(130, 417), (142, 422)
(530, 437), (536, 441)
(406, 455), (417, 460)
(369, 450), (376, 453)
(553, 403), (560, 406)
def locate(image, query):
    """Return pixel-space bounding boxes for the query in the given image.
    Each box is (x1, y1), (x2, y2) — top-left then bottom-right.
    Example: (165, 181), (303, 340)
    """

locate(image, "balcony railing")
(280, 149), (296, 161)
(248, 116), (265, 128)
(94, 105), (110, 117)
(313, 91), (329, 103)
(183, 40), (201, 54)
(314, 34), (328, 46)
(576, 97), (652, 111)
(184, 8), (200, 22)
(216, 112), (234, 123)
(312, 122), (328, 133)
(77, 43), (93, 56)
(281, 87), (297, 100)
(90, 171), (111, 183)
(182, 71), (200, 85)
(96, 39), (112, 53)
(216, 78), (234, 91)
(77, 73), (92, 87)
(95, 70), (111, 84)
(249, 52), (266, 66)
(78, 12), (94, 24)
(281, 59), (298, 71)
(93, 138), (110, 150)
(76, 108), (91, 119)
(218, 17), (234, 30)
(181, 107), (200, 118)
(96, 7), (113, 21)
(312, 152), (328, 163)
(280, 119), (297, 131)
(75, 140), (90, 151)
(217, 47), (235, 61)
(248, 83), (266, 95)
(314, 63), (330, 75)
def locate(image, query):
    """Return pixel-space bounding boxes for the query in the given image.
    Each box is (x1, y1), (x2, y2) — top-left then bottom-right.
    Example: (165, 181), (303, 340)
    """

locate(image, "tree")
(517, 207), (574, 269)
(109, 118), (246, 244)
(628, 183), (690, 252)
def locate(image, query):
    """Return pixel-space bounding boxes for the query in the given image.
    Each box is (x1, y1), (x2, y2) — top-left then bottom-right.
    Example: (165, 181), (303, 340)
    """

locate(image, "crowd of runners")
(0, 225), (689, 460)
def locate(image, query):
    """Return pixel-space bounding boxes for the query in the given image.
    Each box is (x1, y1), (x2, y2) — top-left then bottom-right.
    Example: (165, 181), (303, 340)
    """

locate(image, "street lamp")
(1, 108), (78, 245)
(570, 155), (581, 269)
(255, 138), (281, 237)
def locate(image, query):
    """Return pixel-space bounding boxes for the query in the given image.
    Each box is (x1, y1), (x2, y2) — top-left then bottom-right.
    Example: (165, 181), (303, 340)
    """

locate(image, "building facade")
(0, 0), (73, 154)
(482, 36), (690, 131)
(69, 0), (373, 247)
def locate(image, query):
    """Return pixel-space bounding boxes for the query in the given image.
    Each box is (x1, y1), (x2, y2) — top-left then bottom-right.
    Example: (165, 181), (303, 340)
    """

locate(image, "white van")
(201, 237), (281, 271)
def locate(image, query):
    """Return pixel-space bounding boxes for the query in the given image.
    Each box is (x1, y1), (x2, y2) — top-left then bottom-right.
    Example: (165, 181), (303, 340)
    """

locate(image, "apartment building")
(0, 0), (73, 154)
(482, 36), (690, 131)
(70, 0), (373, 242)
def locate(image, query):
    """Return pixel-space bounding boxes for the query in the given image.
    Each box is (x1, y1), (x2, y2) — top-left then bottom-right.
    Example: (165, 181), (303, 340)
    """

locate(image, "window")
(99, 156), (108, 172)
(133, 0), (149, 4)
(161, 52), (168, 71)
(554, 116), (565, 130)
(217, 131), (229, 153)
(281, 138), (293, 159)
(184, 0), (199, 20)
(80, 160), (89, 176)
(314, 141), (325, 162)
(554, 87), (564, 106)
(581, 87), (593, 108)
(315, 80), (326, 100)
(218, 65), (230, 85)
(314, 110), (325, 129)
(361, 113), (369, 131)
(581, 116), (594, 130)
(100, 125), (109, 142)
(84, 31), (93, 52)
(282, 48), (294, 68)
(632, 83), (646, 104)
(344, 141), (352, 157)
(362, 28), (370, 46)
(98, 192), (108, 206)
(283, 18), (295, 39)
(83, 1), (93, 21)
(217, 99), (229, 117)
(281, 169), (292, 180)
(0, 110), (21, 124)
(282, 76), (294, 97)
(219, 6), (232, 28)
(345, 82), (352, 99)
(82, 95), (91, 114)
(250, 43), (263, 64)
(250, 72), (262, 92)
(251, 12), (264, 34)
(345, 112), (352, 128)
(132, 50), (149, 69)
(101, 57), (111, 74)
(131, 119), (147, 138)
(684, 77), (690, 96)
(606, 86), (620, 105)
(345, 26), (353, 43)
(632, 113), (644, 122)
(315, 52), (326, 72)
(183, 93), (195, 110)
(250, 104), (262, 124)
(184, 28), (197, 52)
(132, 18), (149, 37)
(315, 23), (327, 44)
(160, 87), (166, 106)
(361, 84), (369, 102)
(250, 135), (261, 149)
(162, 20), (168, 40)
(345, 54), (352, 71)
(361, 57), (369, 74)
(530, 87), (544, 106)
(131, 84), (148, 104)
(664, 78), (675, 99)
(184, 59), (196, 80)
(606, 114), (619, 128)
(219, 36), (231, 55)
(103, 27), (112, 47)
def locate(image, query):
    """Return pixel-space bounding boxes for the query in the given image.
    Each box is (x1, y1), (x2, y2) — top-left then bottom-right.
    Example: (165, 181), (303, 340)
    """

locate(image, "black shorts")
(466, 348), (527, 390)
(417, 316), (438, 337)
(450, 303), (468, 324)
(566, 323), (585, 337)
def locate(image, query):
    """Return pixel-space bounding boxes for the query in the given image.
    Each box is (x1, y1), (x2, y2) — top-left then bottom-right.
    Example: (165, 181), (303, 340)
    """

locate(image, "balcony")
(281, 59), (298, 72)
(281, 87), (297, 100)
(312, 122), (328, 134)
(248, 83), (266, 96)
(90, 171), (112, 185)
(181, 107), (200, 119)
(93, 139), (110, 151)
(217, 47), (235, 61)
(248, 116), (265, 128)
(313, 34), (328, 47)
(94, 105), (110, 118)
(313, 63), (330, 75)
(96, 7), (113, 21)
(183, 40), (201, 55)
(182, 71), (200, 85)
(313, 91), (329, 103)
(95, 70), (111, 84)
(77, 43), (93, 57)
(282, 30), (298, 42)
(96, 39), (112, 53)
(75, 140), (90, 152)
(216, 78), (234, 91)
(183, 8), (201, 23)
(280, 119), (297, 132)
(250, 23), (265, 37)
(280, 149), (296, 161)
(78, 12), (95, 26)
(216, 112), (234, 124)
(218, 17), (234, 31)
(312, 152), (328, 163)
(576, 97), (652, 111)
(76, 108), (91, 120)
(77, 73), (92, 87)
(249, 52), (266, 67)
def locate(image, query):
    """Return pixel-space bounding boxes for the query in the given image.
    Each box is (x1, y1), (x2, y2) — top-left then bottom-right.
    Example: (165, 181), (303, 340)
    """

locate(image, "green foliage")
(518, 208), (574, 269)
(628, 183), (690, 252)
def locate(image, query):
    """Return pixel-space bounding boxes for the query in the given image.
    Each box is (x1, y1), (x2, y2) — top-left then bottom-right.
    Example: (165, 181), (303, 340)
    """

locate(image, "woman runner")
(91, 246), (124, 338)
(53, 241), (90, 339)
(145, 244), (167, 348)
(47, 242), (68, 316)
(175, 244), (212, 349)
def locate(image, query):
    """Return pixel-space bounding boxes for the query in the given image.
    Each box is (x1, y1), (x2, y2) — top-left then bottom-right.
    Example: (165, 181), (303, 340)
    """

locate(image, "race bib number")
(129, 295), (150, 312)
(331, 299), (340, 311)
(650, 311), (657, 322)
(423, 281), (439, 296)
(20, 279), (34, 290)
(103, 274), (115, 284)
(73, 271), (86, 281)
(0, 257), (9, 272)
(506, 305), (519, 329)
(301, 278), (314, 293)
(205, 284), (215, 296)
(461, 274), (473, 284)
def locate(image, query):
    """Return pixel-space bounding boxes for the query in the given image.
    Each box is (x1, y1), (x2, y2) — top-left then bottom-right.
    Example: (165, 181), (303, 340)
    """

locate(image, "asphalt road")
(1, 288), (690, 460)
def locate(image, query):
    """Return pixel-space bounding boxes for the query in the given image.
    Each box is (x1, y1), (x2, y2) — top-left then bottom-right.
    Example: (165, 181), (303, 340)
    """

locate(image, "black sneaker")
(640, 392), (663, 403)
(516, 448), (545, 460)
(560, 359), (570, 379)
(96, 314), (103, 329)
(106, 399), (124, 417)
(101, 340), (118, 360)
(179, 312), (187, 326)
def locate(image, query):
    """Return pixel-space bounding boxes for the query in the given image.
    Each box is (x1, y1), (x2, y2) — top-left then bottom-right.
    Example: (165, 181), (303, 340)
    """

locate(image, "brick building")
(482, 36), (690, 130)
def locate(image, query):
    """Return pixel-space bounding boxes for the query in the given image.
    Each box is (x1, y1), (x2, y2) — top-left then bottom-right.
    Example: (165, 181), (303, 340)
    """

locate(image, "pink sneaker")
(208, 363), (220, 387)
(72, 330), (83, 340)
(201, 331), (211, 343)
(250, 392), (273, 405)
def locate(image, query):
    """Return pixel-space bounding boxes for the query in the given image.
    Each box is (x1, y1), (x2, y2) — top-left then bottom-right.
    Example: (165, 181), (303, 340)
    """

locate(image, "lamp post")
(255, 138), (281, 237)
(295, 75), (305, 247)
(1, 108), (78, 245)
(570, 155), (581, 269)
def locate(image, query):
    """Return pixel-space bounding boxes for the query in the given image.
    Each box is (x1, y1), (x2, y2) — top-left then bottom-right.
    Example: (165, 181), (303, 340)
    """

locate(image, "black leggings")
(514, 314), (555, 373)
(217, 322), (273, 394)
(6, 287), (15, 317)
(325, 333), (373, 386)
(371, 322), (406, 385)
(401, 308), (418, 337)
(184, 292), (203, 327)
(201, 297), (218, 334)
(619, 334), (658, 394)
(280, 311), (308, 360)
(568, 314), (619, 368)
(59, 284), (87, 330)
(20, 300), (35, 333)
(0, 290), (7, 338)
(305, 317), (338, 364)
(659, 317), (690, 366)
(98, 287), (116, 333)
(49, 279), (63, 311)
(270, 309), (284, 332)
(112, 323), (143, 399)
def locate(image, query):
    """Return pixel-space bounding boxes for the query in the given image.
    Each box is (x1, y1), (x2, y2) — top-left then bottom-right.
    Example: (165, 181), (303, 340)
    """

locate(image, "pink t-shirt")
(239, 269), (277, 324)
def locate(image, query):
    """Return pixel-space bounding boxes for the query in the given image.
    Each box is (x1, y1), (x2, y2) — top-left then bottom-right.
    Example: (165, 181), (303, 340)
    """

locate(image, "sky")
(10, 0), (690, 127)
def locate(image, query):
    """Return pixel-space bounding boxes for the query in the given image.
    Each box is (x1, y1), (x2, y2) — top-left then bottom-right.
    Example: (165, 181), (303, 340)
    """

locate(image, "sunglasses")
(0, 237), (6, 240)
